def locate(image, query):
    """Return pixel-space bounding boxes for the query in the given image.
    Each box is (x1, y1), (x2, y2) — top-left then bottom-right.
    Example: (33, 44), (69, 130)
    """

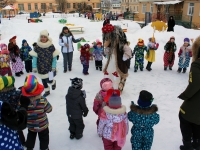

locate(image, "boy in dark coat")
(167, 16), (175, 32)
(178, 36), (200, 150)
(65, 77), (89, 140)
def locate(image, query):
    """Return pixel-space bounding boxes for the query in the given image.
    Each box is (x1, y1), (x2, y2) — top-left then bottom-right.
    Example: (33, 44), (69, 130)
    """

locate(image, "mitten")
(33, 68), (37, 73)
(83, 110), (88, 117)
(20, 95), (30, 110)
(12, 58), (16, 63)
(57, 55), (59, 60)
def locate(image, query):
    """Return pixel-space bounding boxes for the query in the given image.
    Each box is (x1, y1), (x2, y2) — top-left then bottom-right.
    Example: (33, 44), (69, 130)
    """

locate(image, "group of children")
(131, 36), (193, 73)
(0, 37), (33, 77)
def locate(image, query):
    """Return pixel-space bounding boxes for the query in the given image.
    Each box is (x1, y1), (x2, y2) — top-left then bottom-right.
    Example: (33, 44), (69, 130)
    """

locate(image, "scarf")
(64, 33), (71, 38)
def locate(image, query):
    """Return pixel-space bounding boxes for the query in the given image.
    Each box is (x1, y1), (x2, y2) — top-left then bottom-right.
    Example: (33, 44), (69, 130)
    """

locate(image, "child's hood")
(103, 105), (127, 123)
(67, 86), (83, 99)
(130, 104), (158, 115)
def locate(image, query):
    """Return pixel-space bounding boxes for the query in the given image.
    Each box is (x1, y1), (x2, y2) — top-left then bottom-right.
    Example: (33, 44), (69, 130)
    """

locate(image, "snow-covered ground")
(1, 14), (200, 150)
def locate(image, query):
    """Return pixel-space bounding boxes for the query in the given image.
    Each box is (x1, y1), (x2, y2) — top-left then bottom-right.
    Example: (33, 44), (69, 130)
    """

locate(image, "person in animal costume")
(29, 30), (60, 97)
(102, 24), (132, 92)
(0, 44), (12, 76)
(178, 36), (200, 150)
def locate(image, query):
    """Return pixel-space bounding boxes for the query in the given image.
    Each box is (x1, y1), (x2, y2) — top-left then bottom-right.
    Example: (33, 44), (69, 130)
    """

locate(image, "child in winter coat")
(145, 37), (159, 71)
(8, 36), (24, 77)
(98, 89), (129, 150)
(0, 76), (26, 145)
(65, 77), (89, 139)
(177, 38), (193, 73)
(128, 90), (160, 150)
(164, 36), (177, 70)
(93, 78), (113, 127)
(0, 43), (12, 76)
(80, 44), (90, 75)
(93, 41), (104, 71)
(21, 75), (52, 150)
(133, 38), (148, 72)
(0, 96), (30, 150)
(29, 30), (60, 97)
(20, 39), (32, 73)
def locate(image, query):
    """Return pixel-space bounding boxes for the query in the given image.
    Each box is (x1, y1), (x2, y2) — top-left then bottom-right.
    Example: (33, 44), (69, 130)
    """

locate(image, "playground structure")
(28, 12), (42, 23)
(58, 19), (67, 24)
(65, 23), (84, 33)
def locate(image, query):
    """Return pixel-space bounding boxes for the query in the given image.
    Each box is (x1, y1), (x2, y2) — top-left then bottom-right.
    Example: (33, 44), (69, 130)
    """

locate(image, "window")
(78, 3), (81, 8)
(187, 3), (194, 16)
(150, 4), (153, 13)
(41, 3), (46, 10)
(18, 4), (24, 10)
(28, 3), (31, 10)
(35, 3), (38, 10)
(49, 3), (52, 9)
(142, 4), (146, 13)
(73, 3), (76, 8)
(97, 3), (100, 8)
(67, 3), (71, 8)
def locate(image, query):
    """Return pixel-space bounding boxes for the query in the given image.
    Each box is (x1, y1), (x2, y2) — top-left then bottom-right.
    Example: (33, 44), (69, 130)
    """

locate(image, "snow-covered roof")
(153, 0), (183, 5)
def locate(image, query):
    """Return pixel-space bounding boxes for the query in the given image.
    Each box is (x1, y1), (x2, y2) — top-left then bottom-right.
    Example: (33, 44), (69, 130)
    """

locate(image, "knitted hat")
(22, 39), (27, 45)
(104, 89), (121, 108)
(70, 77), (83, 90)
(40, 30), (49, 38)
(21, 75), (44, 97)
(97, 41), (102, 46)
(137, 38), (144, 46)
(0, 76), (9, 90)
(137, 90), (153, 108)
(100, 78), (113, 91)
(170, 36), (175, 40)
(9, 36), (17, 43)
(0, 43), (7, 50)
(184, 38), (190, 43)
(83, 43), (90, 49)
(7, 76), (15, 87)
(102, 24), (115, 33)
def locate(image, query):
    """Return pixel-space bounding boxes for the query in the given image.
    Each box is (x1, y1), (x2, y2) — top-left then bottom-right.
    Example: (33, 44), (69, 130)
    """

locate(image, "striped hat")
(22, 75), (44, 97)
(0, 76), (9, 90)
(7, 76), (15, 87)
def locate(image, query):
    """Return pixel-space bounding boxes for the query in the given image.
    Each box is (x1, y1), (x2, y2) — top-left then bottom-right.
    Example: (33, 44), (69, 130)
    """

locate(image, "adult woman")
(167, 16), (175, 32)
(59, 27), (84, 73)
(178, 36), (200, 150)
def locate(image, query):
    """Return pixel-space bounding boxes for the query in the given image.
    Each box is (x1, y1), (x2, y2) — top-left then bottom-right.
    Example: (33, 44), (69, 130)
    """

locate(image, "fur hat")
(137, 38), (144, 46)
(192, 36), (200, 62)
(184, 38), (190, 43)
(137, 90), (153, 108)
(22, 39), (27, 45)
(40, 30), (49, 38)
(22, 75), (44, 97)
(70, 77), (83, 90)
(100, 78), (113, 91)
(9, 36), (16, 43)
(104, 89), (121, 108)
(0, 43), (7, 50)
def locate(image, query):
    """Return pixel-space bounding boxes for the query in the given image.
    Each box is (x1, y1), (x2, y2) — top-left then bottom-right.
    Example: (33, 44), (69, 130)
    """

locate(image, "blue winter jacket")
(93, 47), (103, 61)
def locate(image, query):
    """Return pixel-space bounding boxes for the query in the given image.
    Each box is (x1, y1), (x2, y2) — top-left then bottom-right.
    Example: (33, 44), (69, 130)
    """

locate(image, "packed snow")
(1, 13), (200, 150)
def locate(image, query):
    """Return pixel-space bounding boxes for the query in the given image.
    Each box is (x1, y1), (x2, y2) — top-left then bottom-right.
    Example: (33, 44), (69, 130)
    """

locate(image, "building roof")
(153, 0), (183, 5)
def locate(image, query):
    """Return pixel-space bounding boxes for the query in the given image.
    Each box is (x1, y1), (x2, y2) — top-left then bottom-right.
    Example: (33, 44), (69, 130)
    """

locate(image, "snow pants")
(163, 52), (175, 67)
(26, 128), (49, 150)
(131, 127), (154, 150)
(82, 65), (89, 74)
(134, 58), (144, 71)
(179, 112), (200, 142)
(68, 117), (85, 139)
(24, 60), (32, 73)
(102, 137), (121, 150)
(95, 60), (102, 69)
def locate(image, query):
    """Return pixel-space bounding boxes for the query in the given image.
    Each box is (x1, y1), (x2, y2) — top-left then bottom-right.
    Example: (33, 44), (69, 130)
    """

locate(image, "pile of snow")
(1, 17), (200, 150)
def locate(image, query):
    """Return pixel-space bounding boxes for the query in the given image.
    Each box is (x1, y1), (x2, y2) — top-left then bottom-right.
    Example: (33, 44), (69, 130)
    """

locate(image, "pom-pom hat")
(22, 75), (44, 97)
(184, 38), (190, 43)
(137, 90), (154, 108)
(137, 38), (144, 46)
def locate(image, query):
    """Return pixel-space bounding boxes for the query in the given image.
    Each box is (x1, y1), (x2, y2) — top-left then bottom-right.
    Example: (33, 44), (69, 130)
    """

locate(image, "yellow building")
(13, 0), (101, 13)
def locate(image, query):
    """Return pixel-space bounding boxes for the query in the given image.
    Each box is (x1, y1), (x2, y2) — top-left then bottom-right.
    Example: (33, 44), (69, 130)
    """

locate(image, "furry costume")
(102, 24), (132, 92)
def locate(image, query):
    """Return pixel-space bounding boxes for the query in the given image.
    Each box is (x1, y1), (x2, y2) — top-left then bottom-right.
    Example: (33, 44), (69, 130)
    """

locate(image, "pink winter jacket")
(97, 105), (129, 148)
(93, 90), (107, 117)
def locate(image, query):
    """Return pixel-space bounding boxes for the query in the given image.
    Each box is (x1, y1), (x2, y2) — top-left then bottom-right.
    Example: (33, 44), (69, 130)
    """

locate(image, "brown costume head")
(192, 36), (200, 62)
(102, 24), (127, 53)
(9, 36), (17, 44)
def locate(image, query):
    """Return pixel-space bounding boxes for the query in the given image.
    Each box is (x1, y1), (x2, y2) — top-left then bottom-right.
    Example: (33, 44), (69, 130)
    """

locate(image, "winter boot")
(192, 139), (200, 150)
(43, 87), (50, 97)
(15, 72), (21, 77)
(20, 71), (24, 74)
(169, 66), (172, 70)
(96, 67), (98, 70)
(99, 67), (102, 71)
(140, 68), (143, 71)
(64, 70), (67, 73)
(51, 80), (56, 90)
(164, 66), (167, 71)
(146, 62), (151, 71)
(27, 148), (33, 150)
(134, 70), (137, 72)
(75, 134), (83, 140)
(177, 68), (182, 73)
(183, 68), (187, 73)
(70, 134), (75, 139)
(180, 140), (194, 150)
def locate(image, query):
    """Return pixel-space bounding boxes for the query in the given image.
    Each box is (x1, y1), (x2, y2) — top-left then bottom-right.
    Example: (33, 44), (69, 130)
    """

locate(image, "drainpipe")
(189, 15), (193, 29)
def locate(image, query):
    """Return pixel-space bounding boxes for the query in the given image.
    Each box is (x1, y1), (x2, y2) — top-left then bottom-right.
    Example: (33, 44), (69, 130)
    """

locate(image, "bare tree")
(55, 0), (67, 12)
(0, 0), (16, 8)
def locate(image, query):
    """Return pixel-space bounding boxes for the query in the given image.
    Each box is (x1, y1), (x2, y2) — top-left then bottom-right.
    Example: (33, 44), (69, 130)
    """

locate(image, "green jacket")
(178, 59), (200, 125)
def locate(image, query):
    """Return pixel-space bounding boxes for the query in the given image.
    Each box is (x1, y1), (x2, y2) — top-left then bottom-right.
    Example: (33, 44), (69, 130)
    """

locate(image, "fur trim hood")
(192, 36), (200, 62)
(103, 105), (126, 115)
(130, 104), (158, 115)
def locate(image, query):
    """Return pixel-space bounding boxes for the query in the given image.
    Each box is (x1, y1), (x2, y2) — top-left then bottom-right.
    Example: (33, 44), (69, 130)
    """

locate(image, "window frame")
(142, 4), (146, 14)
(187, 3), (194, 16)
